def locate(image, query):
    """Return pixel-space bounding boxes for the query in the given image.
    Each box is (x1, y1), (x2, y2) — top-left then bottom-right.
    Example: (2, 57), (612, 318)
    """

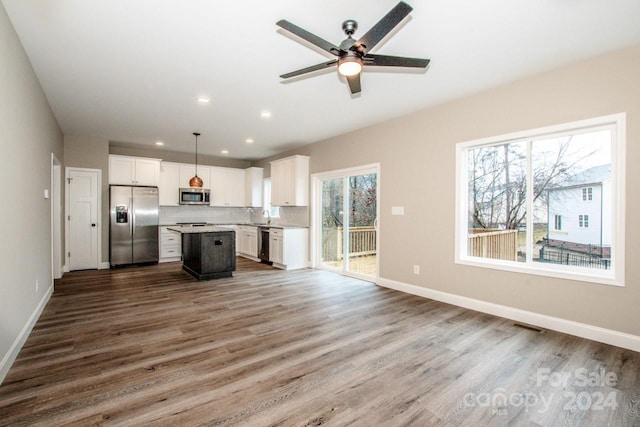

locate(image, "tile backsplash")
(160, 205), (309, 227)
(159, 206), (252, 225)
(250, 206), (309, 227)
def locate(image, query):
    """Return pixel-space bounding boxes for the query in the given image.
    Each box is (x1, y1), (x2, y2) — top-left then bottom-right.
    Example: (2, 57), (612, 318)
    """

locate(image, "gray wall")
(255, 44), (640, 336)
(0, 3), (64, 377)
(64, 135), (110, 263)
(60, 139), (252, 263)
(109, 145), (251, 169)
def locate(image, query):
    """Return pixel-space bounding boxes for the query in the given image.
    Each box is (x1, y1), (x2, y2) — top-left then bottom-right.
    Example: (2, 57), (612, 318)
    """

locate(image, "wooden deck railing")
(468, 229), (518, 261)
(322, 226), (376, 261)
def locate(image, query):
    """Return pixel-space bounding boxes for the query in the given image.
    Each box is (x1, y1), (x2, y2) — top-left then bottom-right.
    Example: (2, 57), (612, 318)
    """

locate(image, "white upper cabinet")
(245, 167), (263, 207)
(270, 155), (309, 206)
(109, 155), (160, 186)
(179, 164), (211, 189)
(210, 167), (245, 207)
(159, 162), (180, 206)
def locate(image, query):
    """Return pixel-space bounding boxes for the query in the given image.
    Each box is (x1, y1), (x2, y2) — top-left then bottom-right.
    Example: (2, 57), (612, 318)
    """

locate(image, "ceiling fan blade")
(280, 60), (338, 79)
(346, 73), (361, 94)
(352, 2), (413, 54)
(277, 20), (341, 56)
(364, 54), (430, 68)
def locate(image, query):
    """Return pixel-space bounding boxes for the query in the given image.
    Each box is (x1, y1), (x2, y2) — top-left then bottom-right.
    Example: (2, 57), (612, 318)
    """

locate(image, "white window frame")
(579, 214), (590, 228)
(262, 178), (280, 218)
(455, 113), (625, 287)
(554, 214), (562, 231)
(582, 187), (593, 201)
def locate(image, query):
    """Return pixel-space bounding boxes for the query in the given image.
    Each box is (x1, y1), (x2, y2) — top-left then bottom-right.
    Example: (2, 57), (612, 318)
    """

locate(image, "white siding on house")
(549, 184), (607, 245)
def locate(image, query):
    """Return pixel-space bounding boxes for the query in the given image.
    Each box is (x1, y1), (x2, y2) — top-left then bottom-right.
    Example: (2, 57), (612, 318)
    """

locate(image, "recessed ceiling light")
(245, 138), (254, 144)
(260, 110), (271, 118)
(197, 97), (210, 104)
(221, 150), (229, 155)
(155, 141), (164, 146)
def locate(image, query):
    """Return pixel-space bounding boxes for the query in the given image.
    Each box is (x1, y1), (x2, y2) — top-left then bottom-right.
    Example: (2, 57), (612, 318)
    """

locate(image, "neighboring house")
(547, 164), (611, 255)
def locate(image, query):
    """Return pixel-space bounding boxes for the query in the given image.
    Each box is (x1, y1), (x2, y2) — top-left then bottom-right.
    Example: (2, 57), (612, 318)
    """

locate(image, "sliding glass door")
(316, 165), (379, 279)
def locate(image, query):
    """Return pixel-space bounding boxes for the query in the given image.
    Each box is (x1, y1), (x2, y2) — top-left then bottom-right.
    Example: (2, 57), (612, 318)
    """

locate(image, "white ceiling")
(4, 0), (640, 160)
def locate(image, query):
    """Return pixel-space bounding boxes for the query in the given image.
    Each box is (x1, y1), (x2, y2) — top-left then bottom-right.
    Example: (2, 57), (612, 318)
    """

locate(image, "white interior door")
(68, 169), (99, 270)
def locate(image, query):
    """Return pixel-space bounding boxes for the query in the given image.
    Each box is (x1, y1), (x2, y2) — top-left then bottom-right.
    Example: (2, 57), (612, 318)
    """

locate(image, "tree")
(468, 137), (600, 230)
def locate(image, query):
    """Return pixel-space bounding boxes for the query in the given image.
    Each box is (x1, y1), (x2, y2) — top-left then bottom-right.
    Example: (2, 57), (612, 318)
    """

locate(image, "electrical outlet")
(35, 280), (39, 292)
(413, 265), (420, 275)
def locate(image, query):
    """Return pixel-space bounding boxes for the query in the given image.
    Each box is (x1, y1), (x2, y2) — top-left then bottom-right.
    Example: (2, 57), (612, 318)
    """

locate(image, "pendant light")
(189, 132), (203, 187)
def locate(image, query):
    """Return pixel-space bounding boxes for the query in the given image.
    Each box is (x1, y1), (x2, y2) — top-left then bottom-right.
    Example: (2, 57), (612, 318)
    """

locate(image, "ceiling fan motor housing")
(342, 19), (358, 36)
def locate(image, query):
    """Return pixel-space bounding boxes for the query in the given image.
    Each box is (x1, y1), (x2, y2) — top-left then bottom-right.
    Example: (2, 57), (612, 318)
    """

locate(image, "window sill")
(455, 256), (623, 287)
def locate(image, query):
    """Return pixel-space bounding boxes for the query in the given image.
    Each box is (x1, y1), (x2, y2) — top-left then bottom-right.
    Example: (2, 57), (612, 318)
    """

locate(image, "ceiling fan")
(277, 1), (430, 94)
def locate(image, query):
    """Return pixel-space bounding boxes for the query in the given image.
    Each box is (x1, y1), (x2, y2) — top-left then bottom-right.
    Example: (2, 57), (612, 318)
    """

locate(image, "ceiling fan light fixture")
(338, 55), (363, 76)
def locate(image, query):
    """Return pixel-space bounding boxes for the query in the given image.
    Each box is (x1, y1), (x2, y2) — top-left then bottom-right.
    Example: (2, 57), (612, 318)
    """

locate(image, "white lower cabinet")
(269, 228), (308, 270)
(238, 226), (258, 260)
(159, 226), (182, 262)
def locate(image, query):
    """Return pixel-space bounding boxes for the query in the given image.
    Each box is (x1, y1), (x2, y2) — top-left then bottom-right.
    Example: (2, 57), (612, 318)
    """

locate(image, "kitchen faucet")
(263, 209), (271, 225)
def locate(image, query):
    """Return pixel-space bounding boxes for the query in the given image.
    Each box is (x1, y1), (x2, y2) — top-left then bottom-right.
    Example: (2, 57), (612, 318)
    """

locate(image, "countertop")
(161, 223), (308, 229)
(166, 226), (236, 234)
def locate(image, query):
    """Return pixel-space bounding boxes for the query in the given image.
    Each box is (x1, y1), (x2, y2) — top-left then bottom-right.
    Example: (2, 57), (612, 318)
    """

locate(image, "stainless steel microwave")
(179, 188), (210, 205)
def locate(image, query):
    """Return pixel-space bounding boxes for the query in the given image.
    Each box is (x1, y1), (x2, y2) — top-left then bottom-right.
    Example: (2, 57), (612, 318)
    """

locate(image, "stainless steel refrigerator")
(109, 185), (159, 266)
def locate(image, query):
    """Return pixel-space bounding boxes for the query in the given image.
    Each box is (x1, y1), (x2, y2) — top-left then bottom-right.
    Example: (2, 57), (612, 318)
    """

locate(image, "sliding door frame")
(310, 163), (380, 281)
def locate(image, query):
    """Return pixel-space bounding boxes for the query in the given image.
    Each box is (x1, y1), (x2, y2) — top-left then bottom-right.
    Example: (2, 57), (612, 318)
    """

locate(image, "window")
(579, 214), (589, 228)
(554, 215), (562, 231)
(262, 178), (280, 218)
(456, 114), (625, 286)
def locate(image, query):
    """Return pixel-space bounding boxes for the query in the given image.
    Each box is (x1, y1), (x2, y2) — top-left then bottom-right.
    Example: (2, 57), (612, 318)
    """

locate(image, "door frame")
(65, 167), (102, 272)
(310, 163), (380, 281)
(51, 154), (62, 281)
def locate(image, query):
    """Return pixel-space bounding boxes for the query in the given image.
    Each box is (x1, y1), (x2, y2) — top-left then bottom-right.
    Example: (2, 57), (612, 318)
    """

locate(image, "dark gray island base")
(168, 226), (236, 280)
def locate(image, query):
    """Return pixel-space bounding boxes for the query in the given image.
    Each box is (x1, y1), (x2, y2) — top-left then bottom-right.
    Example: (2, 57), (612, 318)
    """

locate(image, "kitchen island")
(167, 226), (236, 280)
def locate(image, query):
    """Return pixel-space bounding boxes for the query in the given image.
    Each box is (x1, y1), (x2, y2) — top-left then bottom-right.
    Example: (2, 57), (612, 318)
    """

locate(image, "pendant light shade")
(189, 132), (203, 187)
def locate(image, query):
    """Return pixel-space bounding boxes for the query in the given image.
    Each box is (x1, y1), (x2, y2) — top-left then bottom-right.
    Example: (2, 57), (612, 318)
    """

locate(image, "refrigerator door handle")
(130, 197), (134, 236)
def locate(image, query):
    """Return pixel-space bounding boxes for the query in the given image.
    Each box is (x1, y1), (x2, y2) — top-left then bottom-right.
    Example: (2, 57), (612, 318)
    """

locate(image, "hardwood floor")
(1, 259), (639, 426)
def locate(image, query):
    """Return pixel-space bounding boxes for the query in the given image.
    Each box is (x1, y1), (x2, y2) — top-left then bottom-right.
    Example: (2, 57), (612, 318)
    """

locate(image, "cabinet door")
(134, 159), (160, 186)
(245, 167), (263, 207)
(270, 161), (286, 206)
(238, 231), (247, 255)
(248, 232), (258, 257)
(269, 231), (284, 264)
(270, 156), (309, 206)
(210, 167), (245, 207)
(159, 162), (180, 206)
(226, 168), (246, 206)
(109, 156), (135, 185)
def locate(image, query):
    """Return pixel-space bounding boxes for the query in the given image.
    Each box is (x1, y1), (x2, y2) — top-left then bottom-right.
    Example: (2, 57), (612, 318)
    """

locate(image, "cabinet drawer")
(161, 233), (181, 245)
(161, 245), (181, 258)
(270, 229), (283, 237)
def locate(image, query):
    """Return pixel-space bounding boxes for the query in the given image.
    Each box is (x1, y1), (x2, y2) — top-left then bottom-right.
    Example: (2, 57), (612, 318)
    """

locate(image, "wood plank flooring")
(1, 259), (639, 426)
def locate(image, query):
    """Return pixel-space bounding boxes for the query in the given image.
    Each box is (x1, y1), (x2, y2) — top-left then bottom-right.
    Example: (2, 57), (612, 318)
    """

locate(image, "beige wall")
(0, 3), (64, 378)
(64, 135), (110, 263)
(255, 44), (640, 336)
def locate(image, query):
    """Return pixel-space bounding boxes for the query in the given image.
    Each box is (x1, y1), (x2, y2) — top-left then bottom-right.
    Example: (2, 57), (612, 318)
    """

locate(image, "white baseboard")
(99, 262), (110, 270)
(0, 283), (53, 385)
(377, 277), (640, 353)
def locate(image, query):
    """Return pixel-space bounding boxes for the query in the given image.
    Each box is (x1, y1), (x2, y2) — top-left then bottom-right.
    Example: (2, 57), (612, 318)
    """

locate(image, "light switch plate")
(43, 189), (49, 199)
(391, 206), (405, 215)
